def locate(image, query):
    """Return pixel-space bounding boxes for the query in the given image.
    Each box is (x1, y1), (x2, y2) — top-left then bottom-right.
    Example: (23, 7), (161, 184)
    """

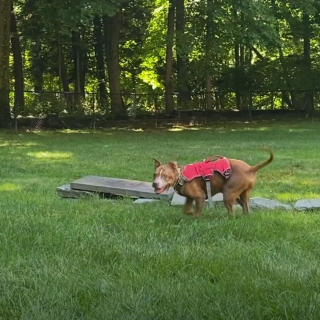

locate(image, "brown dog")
(152, 149), (273, 217)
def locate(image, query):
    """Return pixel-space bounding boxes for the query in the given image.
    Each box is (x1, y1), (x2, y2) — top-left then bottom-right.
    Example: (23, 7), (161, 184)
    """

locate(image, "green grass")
(1, 121), (320, 319)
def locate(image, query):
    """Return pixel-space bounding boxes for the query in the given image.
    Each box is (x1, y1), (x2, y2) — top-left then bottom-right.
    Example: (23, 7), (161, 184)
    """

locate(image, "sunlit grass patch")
(27, 151), (73, 160)
(168, 126), (201, 131)
(0, 183), (21, 191)
(59, 129), (92, 134)
(0, 141), (38, 148)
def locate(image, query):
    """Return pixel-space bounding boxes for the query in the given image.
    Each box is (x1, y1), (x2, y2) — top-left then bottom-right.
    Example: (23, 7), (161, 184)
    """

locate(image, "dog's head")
(152, 158), (179, 194)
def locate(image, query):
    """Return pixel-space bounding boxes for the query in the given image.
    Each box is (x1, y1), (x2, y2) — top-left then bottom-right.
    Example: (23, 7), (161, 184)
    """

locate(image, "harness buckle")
(203, 175), (213, 208)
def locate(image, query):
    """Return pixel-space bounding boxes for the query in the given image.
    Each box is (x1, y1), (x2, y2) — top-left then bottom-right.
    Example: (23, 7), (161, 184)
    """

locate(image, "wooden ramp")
(57, 184), (95, 199)
(59, 175), (174, 200)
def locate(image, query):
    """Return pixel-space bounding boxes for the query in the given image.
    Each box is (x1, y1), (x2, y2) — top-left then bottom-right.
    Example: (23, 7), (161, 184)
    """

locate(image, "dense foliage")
(0, 0), (319, 124)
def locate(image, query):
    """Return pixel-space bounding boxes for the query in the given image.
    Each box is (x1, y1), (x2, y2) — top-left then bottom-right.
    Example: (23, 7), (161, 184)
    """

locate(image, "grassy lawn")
(1, 121), (320, 319)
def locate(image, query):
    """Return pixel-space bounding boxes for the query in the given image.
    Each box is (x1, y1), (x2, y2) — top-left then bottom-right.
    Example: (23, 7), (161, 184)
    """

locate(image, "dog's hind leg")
(239, 189), (251, 214)
(223, 192), (238, 217)
(236, 197), (245, 210)
(184, 197), (194, 215)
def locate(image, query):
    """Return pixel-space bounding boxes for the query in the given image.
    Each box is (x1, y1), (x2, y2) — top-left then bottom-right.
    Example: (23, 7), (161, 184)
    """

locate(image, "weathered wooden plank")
(70, 175), (174, 200)
(57, 184), (95, 199)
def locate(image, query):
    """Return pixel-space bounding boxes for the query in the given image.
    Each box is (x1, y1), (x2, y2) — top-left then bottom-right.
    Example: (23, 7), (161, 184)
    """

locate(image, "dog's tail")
(248, 148), (273, 173)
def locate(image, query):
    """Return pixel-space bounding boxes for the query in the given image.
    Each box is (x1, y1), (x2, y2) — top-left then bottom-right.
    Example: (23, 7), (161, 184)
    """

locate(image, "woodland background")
(0, 0), (319, 126)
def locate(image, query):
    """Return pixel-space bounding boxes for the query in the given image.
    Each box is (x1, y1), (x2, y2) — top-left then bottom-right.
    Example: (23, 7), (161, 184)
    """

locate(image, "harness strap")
(204, 177), (213, 208)
(173, 167), (184, 195)
(204, 155), (224, 162)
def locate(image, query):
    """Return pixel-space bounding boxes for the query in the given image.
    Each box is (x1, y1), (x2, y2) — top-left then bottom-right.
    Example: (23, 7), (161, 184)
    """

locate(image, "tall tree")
(56, 28), (70, 94)
(233, 2), (241, 110)
(104, 10), (125, 117)
(11, 1), (25, 114)
(72, 30), (83, 106)
(303, 12), (313, 114)
(205, 0), (213, 110)
(79, 26), (87, 96)
(165, 0), (175, 113)
(93, 16), (108, 109)
(175, 0), (190, 107)
(55, 22), (72, 111)
(0, 0), (12, 127)
(271, 0), (295, 109)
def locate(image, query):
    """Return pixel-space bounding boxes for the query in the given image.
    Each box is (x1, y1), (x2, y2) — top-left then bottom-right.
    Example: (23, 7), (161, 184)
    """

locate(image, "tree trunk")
(165, 0), (175, 113)
(56, 27), (71, 111)
(240, 44), (244, 66)
(10, 2), (24, 115)
(0, 0), (12, 127)
(303, 13), (313, 115)
(175, 0), (190, 107)
(246, 47), (253, 111)
(27, 1), (44, 93)
(30, 40), (44, 92)
(233, 5), (241, 110)
(271, 0), (294, 109)
(205, 73), (212, 111)
(103, 11), (125, 118)
(278, 46), (294, 109)
(205, 0), (212, 110)
(234, 43), (241, 110)
(246, 47), (253, 64)
(251, 46), (265, 61)
(72, 30), (82, 106)
(29, 20), (44, 110)
(81, 51), (87, 96)
(93, 16), (108, 109)
(80, 26), (87, 96)
(239, 44), (249, 109)
(56, 31), (69, 93)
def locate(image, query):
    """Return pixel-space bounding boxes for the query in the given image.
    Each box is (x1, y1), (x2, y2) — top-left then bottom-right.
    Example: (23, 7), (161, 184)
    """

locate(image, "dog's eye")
(163, 174), (167, 179)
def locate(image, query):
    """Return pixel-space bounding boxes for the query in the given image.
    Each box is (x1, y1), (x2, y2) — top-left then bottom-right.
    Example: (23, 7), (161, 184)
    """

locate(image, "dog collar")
(173, 167), (185, 194)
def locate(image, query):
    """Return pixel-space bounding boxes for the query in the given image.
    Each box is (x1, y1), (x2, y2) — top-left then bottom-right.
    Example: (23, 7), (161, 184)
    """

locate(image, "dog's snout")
(152, 182), (157, 188)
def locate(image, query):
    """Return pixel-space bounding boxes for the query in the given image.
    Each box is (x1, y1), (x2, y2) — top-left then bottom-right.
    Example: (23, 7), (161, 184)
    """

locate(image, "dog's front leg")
(184, 197), (194, 215)
(194, 197), (205, 218)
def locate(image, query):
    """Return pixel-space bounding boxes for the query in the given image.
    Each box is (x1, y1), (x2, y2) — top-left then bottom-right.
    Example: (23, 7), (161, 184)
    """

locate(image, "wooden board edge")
(70, 182), (173, 200)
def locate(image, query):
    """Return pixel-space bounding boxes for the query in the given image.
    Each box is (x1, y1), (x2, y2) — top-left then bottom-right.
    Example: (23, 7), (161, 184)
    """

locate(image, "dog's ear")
(152, 158), (162, 168)
(168, 161), (177, 169)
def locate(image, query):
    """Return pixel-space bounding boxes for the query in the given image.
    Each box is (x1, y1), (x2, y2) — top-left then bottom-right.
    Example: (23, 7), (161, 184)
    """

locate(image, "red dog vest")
(182, 157), (231, 181)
